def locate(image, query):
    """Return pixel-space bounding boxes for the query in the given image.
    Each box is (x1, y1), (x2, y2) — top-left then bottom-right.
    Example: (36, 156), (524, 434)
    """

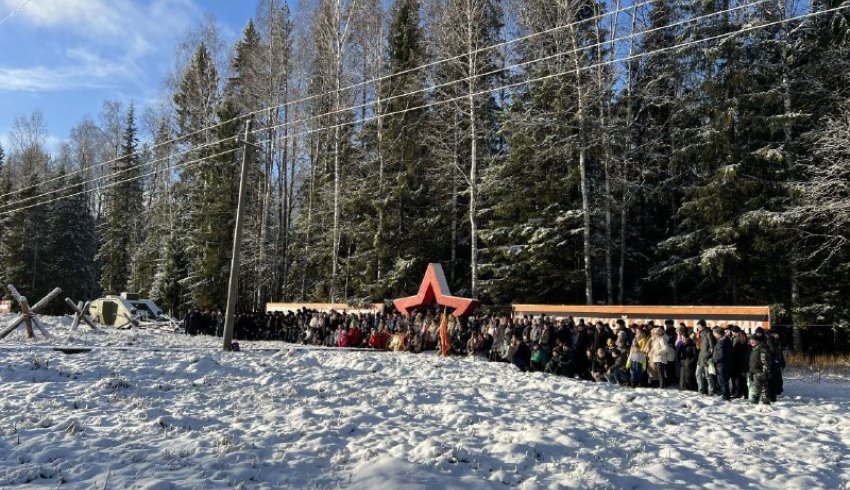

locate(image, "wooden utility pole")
(223, 120), (252, 352)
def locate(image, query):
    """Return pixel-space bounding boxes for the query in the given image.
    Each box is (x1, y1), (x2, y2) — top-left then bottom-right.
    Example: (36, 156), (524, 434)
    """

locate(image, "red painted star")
(393, 263), (479, 317)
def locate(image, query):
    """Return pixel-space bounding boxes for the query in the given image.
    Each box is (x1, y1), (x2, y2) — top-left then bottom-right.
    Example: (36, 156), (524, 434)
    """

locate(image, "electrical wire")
(0, 0), (32, 26)
(0, 4), (845, 217)
(0, 0), (659, 201)
(0, 0), (768, 210)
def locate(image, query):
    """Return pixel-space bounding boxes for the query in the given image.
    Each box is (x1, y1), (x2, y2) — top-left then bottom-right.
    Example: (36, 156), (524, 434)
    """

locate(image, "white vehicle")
(88, 293), (177, 329)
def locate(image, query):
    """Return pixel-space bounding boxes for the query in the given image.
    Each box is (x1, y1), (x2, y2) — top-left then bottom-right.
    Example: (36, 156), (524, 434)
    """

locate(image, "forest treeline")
(0, 0), (848, 326)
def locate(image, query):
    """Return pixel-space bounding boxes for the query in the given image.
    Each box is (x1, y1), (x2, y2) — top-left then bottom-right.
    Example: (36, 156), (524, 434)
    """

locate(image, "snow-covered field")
(2, 317), (850, 489)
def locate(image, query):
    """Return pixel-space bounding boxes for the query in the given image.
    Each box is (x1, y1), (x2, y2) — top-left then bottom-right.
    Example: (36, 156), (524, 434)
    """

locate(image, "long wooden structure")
(511, 304), (772, 330)
(266, 302), (384, 314)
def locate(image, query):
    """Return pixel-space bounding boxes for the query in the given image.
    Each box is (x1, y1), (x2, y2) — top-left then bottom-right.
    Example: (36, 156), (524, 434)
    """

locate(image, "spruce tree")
(97, 103), (144, 294)
(350, 0), (432, 300)
(1, 114), (51, 302)
(173, 43), (221, 309)
(130, 120), (172, 297)
(43, 166), (98, 310)
(479, 0), (601, 304)
(655, 2), (796, 305)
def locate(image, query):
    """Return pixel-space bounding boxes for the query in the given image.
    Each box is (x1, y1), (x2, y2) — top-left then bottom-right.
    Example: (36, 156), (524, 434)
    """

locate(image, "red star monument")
(393, 263), (479, 317)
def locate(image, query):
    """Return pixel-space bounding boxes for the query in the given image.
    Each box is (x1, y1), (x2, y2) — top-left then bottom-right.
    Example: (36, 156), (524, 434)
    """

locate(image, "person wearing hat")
(748, 333), (771, 404)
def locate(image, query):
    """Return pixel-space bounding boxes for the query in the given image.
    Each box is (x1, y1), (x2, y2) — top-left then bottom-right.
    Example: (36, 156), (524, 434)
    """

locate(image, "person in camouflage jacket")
(748, 333), (772, 405)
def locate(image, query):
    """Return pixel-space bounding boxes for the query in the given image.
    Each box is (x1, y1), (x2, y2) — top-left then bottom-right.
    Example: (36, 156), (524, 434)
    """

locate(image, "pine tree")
(289, 0), (358, 301)
(653, 2), (794, 305)
(425, 0), (503, 298)
(151, 231), (189, 317)
(173, 43), (222, 309)
(130, 118), (174, 298)
(98, 103), (144, 294)
(1, 113), (51, 302)
(479, 0), (601, 304)
(43, 166), (98, 311)
(784, 0), (850, 325)
(621, 0), (688, 303)
(348, 0), (433, 300)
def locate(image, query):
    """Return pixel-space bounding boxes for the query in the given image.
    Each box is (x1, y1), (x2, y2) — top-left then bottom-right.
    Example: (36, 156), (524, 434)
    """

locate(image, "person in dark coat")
(510, 334), (531, 372)
(678, 334), (697, 390)
(572, 324), (591, 379)
(606, 348), (629, 385)
(591, 347), (613, 382)
(766, 330), (785, 401)
(591, 322), (611, 352)
(544, 342), (575, 377)
(731, 328), (749, 398)
(748, 333), (772, 405)
(712, 328), (733, 400)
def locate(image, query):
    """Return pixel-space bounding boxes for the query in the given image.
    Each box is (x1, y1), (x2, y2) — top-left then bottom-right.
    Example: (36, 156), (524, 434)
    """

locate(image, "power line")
(0, 4), (845, 217)
(0, 0), (660, 201)
(252, 0), (772, 137)
(0, 135), (238, 213)
(0, 147), (240, 217)
(0, 0), (767, 211)
(0, 0), (32, 26)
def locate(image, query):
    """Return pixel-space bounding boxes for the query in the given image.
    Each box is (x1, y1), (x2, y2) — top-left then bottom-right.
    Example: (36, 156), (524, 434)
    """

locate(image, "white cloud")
(0, 66), (110, 91)
(0, 0), (199, 40)
(0, 0), (201, 92)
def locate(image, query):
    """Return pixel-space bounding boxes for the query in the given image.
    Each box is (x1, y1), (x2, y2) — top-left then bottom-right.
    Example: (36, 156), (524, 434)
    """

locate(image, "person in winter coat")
(695, 321), (716, 395)
(606, 348), (629, 385)
(467, 334), (480, 357)
(678, 334), (697, 390)
(731, 328), (749, 399)
(388, 330), (405, 351)
(766, 330), (785, 401)
(530, 343), (551, 372)
(572, 325), (591, 379)
(510, 334), (532, 372)
(647, 327), (672, 388)
(367, 329), (387, 350)
(337, 329), (350, 348)
(591, 348), (613, 382)
(544, 342), (575, 377)
(348, 324), (362, 348)
(748, 333), (771, 404)
(712, 327), (733, 400)
(591, 322), (611, 352)
(626, 342), (648, 387)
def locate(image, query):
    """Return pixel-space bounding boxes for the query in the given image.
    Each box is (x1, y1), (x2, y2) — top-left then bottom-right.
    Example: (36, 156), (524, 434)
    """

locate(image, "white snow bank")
(0, 317), (849, 489)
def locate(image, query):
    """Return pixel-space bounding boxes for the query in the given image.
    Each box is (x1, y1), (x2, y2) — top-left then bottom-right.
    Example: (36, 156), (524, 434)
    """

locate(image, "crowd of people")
(182, 308), (784, 405)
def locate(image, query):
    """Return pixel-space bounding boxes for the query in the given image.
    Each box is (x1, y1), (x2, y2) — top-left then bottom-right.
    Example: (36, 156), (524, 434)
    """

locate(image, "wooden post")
(20, 297), (33, 338)
(66, 298), (97, 331)
(1, 284), (62, 340)
(31, 287), (62, 312)
(0, 315), (25, 340)
(223, 120), (252, 352)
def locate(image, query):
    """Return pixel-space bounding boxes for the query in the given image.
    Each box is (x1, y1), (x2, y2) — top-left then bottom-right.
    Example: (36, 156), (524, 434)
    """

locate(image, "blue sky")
(0, 0), (265, 152)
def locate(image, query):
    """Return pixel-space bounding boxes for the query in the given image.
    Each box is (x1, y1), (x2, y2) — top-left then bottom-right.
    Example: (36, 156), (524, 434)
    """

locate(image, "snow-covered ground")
(1, 316), (849, 489)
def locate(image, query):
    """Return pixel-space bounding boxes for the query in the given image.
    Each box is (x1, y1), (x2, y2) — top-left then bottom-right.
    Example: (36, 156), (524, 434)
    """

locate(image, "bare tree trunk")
(451, 122), (459, 284)
(466, 0), (479, 298)
(330, 0), (356, 302)
(374, 23), (386, 282)
(619, 1), (638, 305)
(596, 3), (613, 305)
(303, 138), (318, 299)
(567, 21), (593, 305)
